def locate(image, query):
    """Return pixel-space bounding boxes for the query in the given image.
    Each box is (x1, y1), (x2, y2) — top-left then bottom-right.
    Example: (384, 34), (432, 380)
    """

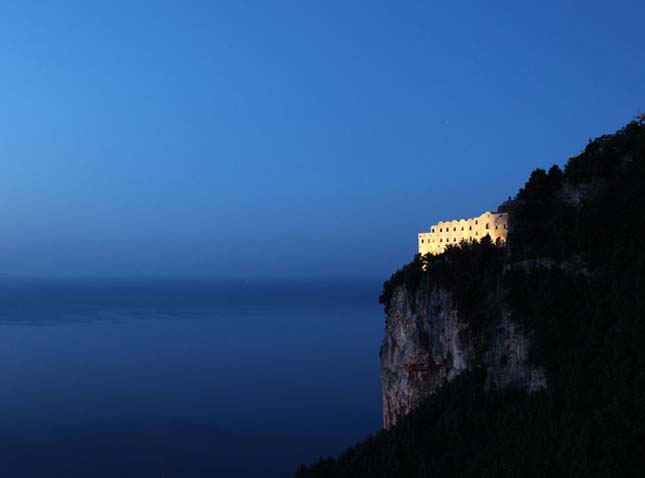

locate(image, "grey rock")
(380, 279), (545, 430)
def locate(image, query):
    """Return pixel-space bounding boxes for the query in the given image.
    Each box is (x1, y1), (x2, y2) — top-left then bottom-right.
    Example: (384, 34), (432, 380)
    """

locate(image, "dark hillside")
(298, 117), (645, 477)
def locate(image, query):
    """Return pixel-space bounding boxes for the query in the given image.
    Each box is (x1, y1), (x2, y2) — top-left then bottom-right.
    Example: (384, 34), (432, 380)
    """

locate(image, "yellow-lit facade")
(418, 211), (509, 255)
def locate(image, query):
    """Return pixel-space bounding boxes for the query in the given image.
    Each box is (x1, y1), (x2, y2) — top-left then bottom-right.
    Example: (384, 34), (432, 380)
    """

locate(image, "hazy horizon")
(1, 1), (643, 278)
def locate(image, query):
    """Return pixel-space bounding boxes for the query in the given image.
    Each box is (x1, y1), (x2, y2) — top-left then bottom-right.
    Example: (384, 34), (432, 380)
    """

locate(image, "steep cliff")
(299, 117), (645, 477)
(380, 277), (545, 429)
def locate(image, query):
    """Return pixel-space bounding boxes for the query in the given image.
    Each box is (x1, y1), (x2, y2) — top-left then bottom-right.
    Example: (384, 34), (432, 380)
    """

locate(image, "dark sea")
(0, 278), (384, 478)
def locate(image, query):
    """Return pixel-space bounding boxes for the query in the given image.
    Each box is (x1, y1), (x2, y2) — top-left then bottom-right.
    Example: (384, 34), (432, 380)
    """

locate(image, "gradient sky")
(0, 1), (643, 278)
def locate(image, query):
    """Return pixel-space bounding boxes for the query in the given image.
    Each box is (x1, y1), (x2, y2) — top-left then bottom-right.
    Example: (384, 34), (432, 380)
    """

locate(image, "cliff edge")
(380, 266), (546, 429)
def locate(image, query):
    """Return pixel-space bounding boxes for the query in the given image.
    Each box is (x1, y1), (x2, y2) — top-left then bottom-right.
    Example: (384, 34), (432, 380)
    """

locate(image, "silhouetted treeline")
(297, 116), (645, 477)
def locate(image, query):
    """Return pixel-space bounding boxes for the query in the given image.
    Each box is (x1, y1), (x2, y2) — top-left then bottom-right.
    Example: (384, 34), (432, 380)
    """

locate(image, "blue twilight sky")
(0, 1), (643, 279)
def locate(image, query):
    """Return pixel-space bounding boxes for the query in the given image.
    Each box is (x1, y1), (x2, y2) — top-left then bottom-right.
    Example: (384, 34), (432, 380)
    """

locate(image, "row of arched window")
(432, 223), (506, 233)
(420, 233), (482, 244)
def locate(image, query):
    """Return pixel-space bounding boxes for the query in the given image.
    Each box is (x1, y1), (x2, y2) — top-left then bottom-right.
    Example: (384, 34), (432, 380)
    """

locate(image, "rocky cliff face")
(380, 275), (545, 429)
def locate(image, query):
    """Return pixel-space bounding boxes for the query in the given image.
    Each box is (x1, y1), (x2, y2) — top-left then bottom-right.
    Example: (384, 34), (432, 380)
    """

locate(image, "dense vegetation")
(379, 237), (507, 347)
(298, 117), (645, 477)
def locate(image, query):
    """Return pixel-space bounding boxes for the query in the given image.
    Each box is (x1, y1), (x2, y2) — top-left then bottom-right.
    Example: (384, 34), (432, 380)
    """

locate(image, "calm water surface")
(0, 278), (384, 477)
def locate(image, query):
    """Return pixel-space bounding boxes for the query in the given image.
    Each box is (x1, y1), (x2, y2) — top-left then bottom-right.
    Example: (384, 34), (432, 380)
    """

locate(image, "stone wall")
(419, 211), (508, 255)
